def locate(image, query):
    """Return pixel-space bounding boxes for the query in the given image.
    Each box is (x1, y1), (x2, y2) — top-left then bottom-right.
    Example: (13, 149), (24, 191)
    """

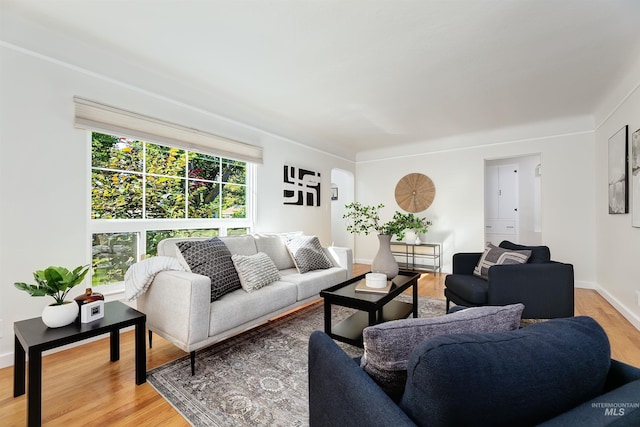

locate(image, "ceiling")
(3, 0), (640, 160)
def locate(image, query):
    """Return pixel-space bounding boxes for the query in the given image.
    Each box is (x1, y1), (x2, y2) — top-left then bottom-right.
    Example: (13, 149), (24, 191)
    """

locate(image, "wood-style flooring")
(1, 264), (638, 426)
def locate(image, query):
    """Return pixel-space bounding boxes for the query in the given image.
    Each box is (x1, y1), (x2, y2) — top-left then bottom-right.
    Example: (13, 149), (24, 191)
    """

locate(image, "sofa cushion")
(473, 243), (531, 279)
(399, 316), (611, 427)
(231, 252), (281, 292)
(253, 234), (295, 270)
(219, 235), (258, 256)
(285, 235), (334, 273)
(361, 304), (524, 400)
(499, 240), (551, 263)
(209, 281), (298, 336)
(279, 266), (348, 300)
(176, 237), (241, 302)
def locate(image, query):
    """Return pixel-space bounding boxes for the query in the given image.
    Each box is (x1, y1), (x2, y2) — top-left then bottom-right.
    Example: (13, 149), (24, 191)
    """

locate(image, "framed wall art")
(632, 128), (640, 227)
(608, 125), (628, 214)
(283, 164), (321, 206)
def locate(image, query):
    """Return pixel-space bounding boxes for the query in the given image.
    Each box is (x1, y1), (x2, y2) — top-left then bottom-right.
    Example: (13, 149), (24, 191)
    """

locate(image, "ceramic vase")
(372, 234), (399, 279)
(42, 301), (79, 328)
(404, 230), (417, 244)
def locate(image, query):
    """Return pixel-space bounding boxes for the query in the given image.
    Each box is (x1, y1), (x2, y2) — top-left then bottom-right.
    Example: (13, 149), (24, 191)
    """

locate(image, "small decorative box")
(365, 273), (387, 288)
(80, 300), (104, 323)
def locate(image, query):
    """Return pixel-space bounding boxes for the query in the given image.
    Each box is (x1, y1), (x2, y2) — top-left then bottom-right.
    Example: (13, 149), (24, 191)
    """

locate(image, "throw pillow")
(176, 237), (241, 302)
(499, 240), (551, 263)
(285, 235), (334, 273)
(473, 243), (532, 279)
(360, 303), (524, 400)
(231, 252), (281, 292)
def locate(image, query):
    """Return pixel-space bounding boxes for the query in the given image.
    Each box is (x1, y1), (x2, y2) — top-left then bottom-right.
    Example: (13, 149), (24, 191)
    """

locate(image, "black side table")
(13, 301), (146, 427)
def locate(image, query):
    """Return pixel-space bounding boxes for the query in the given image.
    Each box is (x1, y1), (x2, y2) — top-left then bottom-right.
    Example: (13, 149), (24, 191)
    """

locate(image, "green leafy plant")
(14, 265), (91, 305)
(343, 202), (432, 240)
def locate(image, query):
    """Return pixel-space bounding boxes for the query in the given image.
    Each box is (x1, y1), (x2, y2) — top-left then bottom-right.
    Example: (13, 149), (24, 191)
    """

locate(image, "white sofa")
(136, 234), (352, 374)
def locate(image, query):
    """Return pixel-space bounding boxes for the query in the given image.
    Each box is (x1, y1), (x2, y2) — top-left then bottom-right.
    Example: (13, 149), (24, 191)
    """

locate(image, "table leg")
(323, 300), (332, 335)
(412, 280), (419, 318)
(369, 310), (377, 326)
(135, 320), (146, 385)
(13, 335), (25, 397)
(110, 329), (120, 362)
(27, 348), (42, 427)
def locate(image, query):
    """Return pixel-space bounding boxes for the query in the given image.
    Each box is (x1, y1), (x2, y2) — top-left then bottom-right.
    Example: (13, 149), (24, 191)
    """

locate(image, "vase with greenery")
(15, 265), (91, 327)
(343, 203), (432, 278)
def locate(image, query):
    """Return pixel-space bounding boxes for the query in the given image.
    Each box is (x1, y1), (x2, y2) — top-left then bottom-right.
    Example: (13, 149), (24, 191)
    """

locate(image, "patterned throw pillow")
(176, 238), (241, 302)
(361, 304), (524, 400)
(473, 243), (532, 280)
(231, 252), (281, 292)
(284, 235), (334, 273)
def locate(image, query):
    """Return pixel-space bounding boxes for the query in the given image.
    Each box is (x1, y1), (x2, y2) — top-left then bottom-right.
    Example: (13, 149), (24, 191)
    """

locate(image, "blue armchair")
(444, 241), (574, 319)
(308, 317), (640, 427)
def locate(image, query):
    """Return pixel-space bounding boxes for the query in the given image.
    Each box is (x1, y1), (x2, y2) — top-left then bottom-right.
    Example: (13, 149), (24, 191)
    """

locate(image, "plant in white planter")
(344, 203), (432, 278)
(14, 265), (91, 328)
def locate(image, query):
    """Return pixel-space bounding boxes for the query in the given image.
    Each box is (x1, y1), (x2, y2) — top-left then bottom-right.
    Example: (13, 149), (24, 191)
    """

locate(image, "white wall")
(0, 45), (354, 366)
(354, 122), (596, 286)
(594, 81), (640, 330)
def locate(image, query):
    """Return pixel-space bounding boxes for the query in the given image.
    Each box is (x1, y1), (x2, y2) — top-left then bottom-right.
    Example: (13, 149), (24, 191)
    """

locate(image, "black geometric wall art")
(283, 165), (321, 206)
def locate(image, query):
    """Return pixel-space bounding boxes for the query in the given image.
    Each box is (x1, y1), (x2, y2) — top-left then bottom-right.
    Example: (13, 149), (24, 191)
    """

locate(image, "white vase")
(372, 234), (399, 280)
(42, 301), (79, 328)
(404, 230), (416, 244)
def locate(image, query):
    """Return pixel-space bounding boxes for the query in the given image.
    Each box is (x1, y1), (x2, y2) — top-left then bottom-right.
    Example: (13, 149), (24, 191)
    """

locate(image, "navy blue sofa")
(308, 317), (640, 427)
(444, 241), (574, 319)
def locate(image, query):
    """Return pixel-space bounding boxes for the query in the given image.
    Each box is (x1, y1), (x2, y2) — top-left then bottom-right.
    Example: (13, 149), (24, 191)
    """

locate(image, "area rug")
(147, 295), (446, 426)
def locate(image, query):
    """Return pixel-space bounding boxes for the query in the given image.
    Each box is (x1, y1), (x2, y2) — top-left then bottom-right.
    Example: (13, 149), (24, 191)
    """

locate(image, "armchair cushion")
(499, 240), (551, 263)
(473, 243), (531, 279)
(399, 316), (611, 427)
(176, 237), (241, 302)
(361, 303), (524, 400)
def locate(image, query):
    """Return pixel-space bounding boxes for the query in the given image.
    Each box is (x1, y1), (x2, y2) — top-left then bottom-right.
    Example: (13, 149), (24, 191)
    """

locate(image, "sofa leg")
(148, 330), (153, 349)
(446, 298), (450, 313)
(190, 351), (196, 376)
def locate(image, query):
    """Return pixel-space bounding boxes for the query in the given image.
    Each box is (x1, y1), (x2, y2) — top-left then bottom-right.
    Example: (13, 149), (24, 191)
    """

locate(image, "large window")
(90, 132), (252, 287)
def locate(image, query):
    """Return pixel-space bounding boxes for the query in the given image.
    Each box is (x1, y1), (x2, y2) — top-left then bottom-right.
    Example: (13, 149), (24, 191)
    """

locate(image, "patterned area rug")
(147, 295), (446, 426)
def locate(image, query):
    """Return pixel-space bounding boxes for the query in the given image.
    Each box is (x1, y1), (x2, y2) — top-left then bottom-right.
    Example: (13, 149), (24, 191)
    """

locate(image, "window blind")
(74, 97), (263, 164)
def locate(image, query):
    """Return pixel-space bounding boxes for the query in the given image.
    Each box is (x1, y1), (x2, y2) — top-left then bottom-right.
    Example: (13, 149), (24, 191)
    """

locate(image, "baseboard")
(595, 285), (640, 331)
(575, 280), (596, 289)
(0, 352), (13, 369)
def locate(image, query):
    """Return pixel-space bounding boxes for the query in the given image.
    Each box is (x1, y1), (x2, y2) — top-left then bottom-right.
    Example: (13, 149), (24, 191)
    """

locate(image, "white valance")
(74, 97), (263, 164)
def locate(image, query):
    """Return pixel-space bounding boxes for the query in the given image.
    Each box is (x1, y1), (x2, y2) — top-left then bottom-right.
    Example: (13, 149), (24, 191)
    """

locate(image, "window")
(90, 132), (252, 287)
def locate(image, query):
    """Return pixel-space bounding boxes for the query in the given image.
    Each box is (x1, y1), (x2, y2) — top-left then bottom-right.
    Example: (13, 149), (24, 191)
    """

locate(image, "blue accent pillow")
(399, 316), (610, 427)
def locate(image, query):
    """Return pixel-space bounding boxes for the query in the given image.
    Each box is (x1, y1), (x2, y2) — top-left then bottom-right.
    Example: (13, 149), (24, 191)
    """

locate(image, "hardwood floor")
(1, 264), (639, 426)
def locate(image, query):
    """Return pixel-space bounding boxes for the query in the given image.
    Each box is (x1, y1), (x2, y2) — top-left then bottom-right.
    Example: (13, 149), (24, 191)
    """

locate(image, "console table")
(390, 241), (441, 272)
(13, 301), (146, 427)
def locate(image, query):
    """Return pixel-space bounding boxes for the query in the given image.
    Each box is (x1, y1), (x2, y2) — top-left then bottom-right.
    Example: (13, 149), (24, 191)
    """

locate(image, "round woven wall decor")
(394, 173), (436, 213)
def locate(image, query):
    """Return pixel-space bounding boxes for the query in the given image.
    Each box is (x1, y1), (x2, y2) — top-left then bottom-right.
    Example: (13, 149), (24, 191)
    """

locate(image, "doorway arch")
(330, 168), (355, 250)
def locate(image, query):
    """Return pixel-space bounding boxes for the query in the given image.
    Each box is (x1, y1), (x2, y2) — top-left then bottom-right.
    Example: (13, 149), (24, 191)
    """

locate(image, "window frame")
(86, 131), (256, 295)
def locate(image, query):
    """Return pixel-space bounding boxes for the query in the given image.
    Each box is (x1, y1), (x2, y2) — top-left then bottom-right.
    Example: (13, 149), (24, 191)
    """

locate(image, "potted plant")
(14, 265), (91, 328)
(343, 203), (432, 278)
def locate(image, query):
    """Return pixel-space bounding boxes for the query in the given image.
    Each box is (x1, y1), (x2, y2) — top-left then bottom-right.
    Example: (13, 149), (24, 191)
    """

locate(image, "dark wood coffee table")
(13, 301), (146, 427)
(320, 270), (420, 347)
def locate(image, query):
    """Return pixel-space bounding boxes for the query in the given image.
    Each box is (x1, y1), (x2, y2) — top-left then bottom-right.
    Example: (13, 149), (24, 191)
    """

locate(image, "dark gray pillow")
(473, 243), (531, 279)
(285, 235), (333, 273)
(176, 237), (241, 302)
(360, 303), (524, 400)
